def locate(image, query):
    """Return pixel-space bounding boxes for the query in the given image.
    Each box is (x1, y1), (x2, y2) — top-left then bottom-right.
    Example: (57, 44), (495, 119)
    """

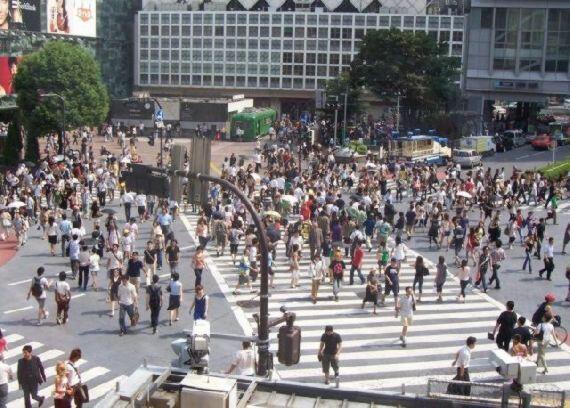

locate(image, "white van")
(459, 136), (496, 156)
(502, 130), (526, 147)
(453, 149), (482, 168)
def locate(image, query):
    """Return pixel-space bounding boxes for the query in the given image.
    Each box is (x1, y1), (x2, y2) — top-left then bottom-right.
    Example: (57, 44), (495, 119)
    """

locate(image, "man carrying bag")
(67, 348), (89, 407)
(449, 336), (477, 396)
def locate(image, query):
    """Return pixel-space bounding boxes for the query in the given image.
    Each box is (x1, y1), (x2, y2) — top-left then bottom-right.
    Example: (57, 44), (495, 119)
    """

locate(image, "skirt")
(167, 294), (181, 310)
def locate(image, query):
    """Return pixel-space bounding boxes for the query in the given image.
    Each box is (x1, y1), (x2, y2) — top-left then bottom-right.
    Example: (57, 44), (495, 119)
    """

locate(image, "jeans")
(22, 383), (42, 408)
(78, 265), (89, 290)
(119, 303), (134, 333)
(522, 251), (532, 273)
(169, 261), (179, 276)
(156, 249), (163, 269)
(0, 383), (7, 408)
(349, 265), (364, 285)
(333, 277), (342, 297)
(124, 202), (131, 221)
(476, 271), (488, 292)
(195, 268), (203, 287)
(150, 306), (160, 329)
(488, 264), (501, 288)
(413, 275), (424, 294)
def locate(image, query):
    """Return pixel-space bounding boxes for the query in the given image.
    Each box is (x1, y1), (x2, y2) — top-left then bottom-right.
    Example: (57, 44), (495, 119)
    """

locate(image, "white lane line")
(3, 342), (42, 360)
(3, 306), (33, 315)
(159, 273), (171, 278)
(84, 375), (126, 401)
(7, 279), (31, 286)
(3, 334), (24, 343)
(8, 358), (86, 393)
(71, 293), (85, 300)
(180, 214), (252, 336)
(8, 349), (65, 378)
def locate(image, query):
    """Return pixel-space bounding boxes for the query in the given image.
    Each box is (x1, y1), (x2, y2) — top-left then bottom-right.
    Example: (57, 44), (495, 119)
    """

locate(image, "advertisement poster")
(0, 56), (22, 96)
(47, 0), (96, 37)
(0, 0), (41, 32)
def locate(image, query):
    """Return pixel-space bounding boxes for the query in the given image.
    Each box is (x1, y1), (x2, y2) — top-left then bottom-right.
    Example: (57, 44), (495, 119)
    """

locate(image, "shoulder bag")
(69, 362), (89, 403)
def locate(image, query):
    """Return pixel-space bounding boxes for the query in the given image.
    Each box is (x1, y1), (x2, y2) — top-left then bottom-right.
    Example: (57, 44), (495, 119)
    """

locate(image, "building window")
(306, 66), (315, 76)
(282, 78), (292, 88)
(181, 75), (190, 85)
(226, 76), (235, 87)
(307, 27), (317, 38)
(249, 26), (258, 37)
(259, 77), (268, 87)
(272, 27), (281, 37)
(237, 26), (246, 37)
(227, 26), (236, 36)
(260, 27), (269, 37)
(480, 8), (493, 28)
(236, 76), (246, 87)
(293, 65), (303, 76)
(293, 78), (303, 89)
(545, 9), (570, 73)
(493, 8), (519, 71)
(215, 26), (224, 36)
(140, 25), (148, 36)
(270, 77), (280, 88)
(282, 65), (292, 75)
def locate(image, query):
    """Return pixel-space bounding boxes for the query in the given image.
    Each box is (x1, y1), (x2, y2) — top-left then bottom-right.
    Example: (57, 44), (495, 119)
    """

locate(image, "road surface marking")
(7, 278), (31, 286)
(3, 306), (33, 314)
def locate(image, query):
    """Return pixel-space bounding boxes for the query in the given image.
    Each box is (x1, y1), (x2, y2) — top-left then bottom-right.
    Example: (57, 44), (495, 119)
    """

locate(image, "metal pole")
(333, 108), (338, 146)
(184, 172), (271, 377)
(396, 94), (401, 133)
(160, 127), (164, 168)
(60, 96), (66, 155)
(343, 91), (348, 144)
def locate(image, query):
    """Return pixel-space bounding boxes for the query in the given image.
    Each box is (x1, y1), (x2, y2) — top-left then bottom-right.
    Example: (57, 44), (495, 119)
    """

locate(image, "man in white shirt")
(396, 286), (415, 347)
(117, 275), (138, 336)
(26, 267), (51, 326)
(226, 342), (256, 376)
(106, 244), (124, 278)
(0, 354), (14, 407)
(121, 192), (134, 222)
(451, 336), (477, 392)
(538, 237), (555, 281)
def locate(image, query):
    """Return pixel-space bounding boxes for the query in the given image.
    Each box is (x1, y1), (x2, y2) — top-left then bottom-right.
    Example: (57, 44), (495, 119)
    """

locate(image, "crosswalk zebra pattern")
(1, 332), (125, 408)
(183, 213), (570, 393)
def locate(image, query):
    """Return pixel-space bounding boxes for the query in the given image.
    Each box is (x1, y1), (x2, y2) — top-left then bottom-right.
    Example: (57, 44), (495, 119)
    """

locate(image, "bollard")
(401, 383), (406, 395)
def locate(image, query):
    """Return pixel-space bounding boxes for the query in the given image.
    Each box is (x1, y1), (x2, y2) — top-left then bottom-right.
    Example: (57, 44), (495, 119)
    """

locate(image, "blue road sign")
(155, 109), (164, 122)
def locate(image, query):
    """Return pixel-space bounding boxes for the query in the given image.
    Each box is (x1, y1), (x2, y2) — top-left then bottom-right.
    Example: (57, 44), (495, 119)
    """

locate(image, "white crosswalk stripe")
(184, 213), (570, 392)
(1, 331), (117, 407)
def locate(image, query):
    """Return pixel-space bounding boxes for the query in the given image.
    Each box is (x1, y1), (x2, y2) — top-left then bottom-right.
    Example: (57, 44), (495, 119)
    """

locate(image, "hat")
(545, 293), (556, 302)
(391, 257), (397, 261)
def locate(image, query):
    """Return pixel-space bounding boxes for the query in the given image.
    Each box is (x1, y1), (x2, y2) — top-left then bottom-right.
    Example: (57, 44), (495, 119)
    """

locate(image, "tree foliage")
(324, 73), (362, 120)
(13, 40), (109, 137)
(350, 28), (460, 119)
(3, 120), (22, 165)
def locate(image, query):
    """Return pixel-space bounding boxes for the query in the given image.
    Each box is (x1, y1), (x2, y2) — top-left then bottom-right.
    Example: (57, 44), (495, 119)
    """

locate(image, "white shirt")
(89, 253), (100, 271)
(117, 282), (137, 305)
(54, 281), (71, 296)
(0, 361), (14, 385)
(398, 294), (414, 317)
(66, 361), (81, 386)
(536, 322), (555, 345)
(544, 243), (554, 258)
(456, 345), (471, 368)
(231, 349), (256, 375)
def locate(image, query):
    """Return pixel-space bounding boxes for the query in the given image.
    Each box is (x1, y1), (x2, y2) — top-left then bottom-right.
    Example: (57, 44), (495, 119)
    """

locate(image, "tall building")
(134, 1), (465, 114)
(462, 0), (570, 106)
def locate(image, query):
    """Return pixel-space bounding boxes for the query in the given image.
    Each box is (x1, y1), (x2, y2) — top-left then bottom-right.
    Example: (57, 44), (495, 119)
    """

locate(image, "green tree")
(13, 40), (109, 151)
(3, 120), (23, 165)
(350, 28), (460, 126)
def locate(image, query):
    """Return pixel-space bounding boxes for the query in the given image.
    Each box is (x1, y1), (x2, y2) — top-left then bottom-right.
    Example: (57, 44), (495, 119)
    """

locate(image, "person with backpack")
(54, 271), (71, 325)
(26, 267), (51, 326)
(329, 248), (346, 302)
(213, 218), (228, 257)
(145, 274), (162, 334)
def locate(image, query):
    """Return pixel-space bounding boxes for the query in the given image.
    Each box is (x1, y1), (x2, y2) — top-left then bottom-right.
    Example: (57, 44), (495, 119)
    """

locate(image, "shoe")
(324, 378), (330, 385)
(495, 286), (501, 290)
(153, 328), (157, 334)
(119, 331), (124, 336)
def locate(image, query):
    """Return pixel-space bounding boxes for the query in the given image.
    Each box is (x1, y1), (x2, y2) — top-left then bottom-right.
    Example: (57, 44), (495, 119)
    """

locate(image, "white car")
(453, 149), (482, 168)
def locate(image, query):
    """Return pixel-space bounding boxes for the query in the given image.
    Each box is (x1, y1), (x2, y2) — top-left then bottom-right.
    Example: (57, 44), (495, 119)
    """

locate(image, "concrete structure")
(134, 5), (465, 115)
(462, 0), (570, 104)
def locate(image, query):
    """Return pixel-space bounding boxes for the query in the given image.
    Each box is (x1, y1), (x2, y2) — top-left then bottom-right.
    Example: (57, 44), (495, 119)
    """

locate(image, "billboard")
(0, 0), (41, 32)
(47, 0), (96, 37)
(111, 99), (155, 121)
(0, 56), (23, 96)
(180, 102), (228, 122)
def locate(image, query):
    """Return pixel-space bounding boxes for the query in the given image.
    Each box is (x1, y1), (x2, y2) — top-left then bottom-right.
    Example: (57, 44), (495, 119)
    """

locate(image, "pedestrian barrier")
(427, 378), (566, 408)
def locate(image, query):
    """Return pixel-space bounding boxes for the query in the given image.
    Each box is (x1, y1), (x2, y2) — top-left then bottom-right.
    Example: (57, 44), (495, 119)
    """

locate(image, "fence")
(427, 378), (566, 408)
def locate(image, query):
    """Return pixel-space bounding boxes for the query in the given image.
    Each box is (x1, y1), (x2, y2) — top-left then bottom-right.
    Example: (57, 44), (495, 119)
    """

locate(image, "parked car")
(525, 133), (537, 144)
(494, 135), (514, 152)
(531, 134), (554, 150)
(502, 130), (526, 147)
(453, 149), (482, 168)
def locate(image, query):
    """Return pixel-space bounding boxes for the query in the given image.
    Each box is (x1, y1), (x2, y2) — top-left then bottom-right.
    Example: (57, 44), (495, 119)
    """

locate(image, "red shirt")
(352, 247), (364, 267)
(300, 202), (311, 221)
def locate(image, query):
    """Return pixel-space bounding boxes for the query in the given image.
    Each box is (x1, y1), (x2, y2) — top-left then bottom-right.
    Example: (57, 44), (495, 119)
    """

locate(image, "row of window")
(140, 62), (350, 76)
(139, 12), (464, 30)
(139, 74), (327, 90)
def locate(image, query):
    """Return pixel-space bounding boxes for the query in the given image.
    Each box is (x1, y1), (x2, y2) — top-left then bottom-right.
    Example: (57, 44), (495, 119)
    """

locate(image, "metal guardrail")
(427, 379), (566, 408)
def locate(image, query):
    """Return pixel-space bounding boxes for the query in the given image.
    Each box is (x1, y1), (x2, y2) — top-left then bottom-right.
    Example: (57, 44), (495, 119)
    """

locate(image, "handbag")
(69, 363), (90, 402)
(487, 332), (495, 341)
(130, 307), (139, 326)
(422, 266), (429, 276)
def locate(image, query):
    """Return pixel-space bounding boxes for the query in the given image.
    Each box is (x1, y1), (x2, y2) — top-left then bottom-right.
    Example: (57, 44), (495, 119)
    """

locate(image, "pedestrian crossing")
(517, 200), (570, 215)
(1, 332), (124, 407)
(183, 213), (570, 393)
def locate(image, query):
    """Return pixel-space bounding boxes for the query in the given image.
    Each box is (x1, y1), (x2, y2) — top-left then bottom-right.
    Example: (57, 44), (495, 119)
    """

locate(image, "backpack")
(31, 277), (43, 298)
(148, 285), (161, 307)
(332, 261), (343, 278)
(215, 221), (226, 236)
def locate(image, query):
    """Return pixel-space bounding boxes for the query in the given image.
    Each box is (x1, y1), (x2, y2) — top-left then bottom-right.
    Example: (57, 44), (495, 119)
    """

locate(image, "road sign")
(155, 109), (164, 122)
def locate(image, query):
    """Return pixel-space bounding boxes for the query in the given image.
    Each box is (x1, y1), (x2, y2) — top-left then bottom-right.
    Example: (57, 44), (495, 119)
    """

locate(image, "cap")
(545, 293), (556, 302)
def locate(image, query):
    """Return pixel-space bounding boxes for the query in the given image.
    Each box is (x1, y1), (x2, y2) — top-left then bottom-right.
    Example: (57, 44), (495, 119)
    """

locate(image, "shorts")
(400, 315), (413, 326)
(36, 297), (46, 309)
(138, 206), (146, 216)
(238, 274), (250, 285)
(321, 354), (339, 375)
(48, 235), (58, 244)
(90, 269), (99, 276)
(384, 283), (399, 297)
(129, 277), (140, 287)
(230, 244), (239, 254)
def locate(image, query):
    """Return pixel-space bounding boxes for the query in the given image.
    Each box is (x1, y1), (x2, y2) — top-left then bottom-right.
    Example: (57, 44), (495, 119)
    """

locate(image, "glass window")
(272, 14), (281, 24)
(307, 27), (317, 38)
(306, 78), (315, 89)
(342, 54), (351, 65)
(249, 26), (258, 37)
(404, 16), (414, 28)
(171, 38), (179, 48)
(248, 51), (258, 62)
(140, 49), (148, 60)
(415, 16), (426, 28)
(379, 16), (389, 27)
(193, 26), (202, 36)
(330, 54), (339, 64)
(249, 39), (259, 48)
(282, 78), (291, 88)
(306, 65), (315, 76)
(260, 26), (269, 37)
(140, 14), (149, 24)
(181, 62), (190, 72)
(355, 29), (364, 39)
(331, 15), (341, 25)
(260, 39), (269, 49)
(249, 14), (258, 24)
(236, 65), (246, 74)
(308, 15), (317, 25)
(237, 26), (246, 37)
(317, 53), (326, 64)
(181, 25), (190, 36)
(149, 74), (158, 84)
(181, 14), (190, 24)
(214, 50), (223, 60)
(318, 27), (328, 38)
(215, 26), (224, 36)
(441, 17), (451, 29)
(151, 38), (159, 48)
(440, 31), (450, 43)
(181, 75), (190, 85)
(307, 40), (316, 50)
(294, 40), (303, 49)
(191, 75), (201, 85)
(271, 52), (280, 62)
(237, 39), (246, 48)
(140, 25), (148, 36)
(171, 25), (179, 36)
(203, 51), (212, 61)
(318, 40), (328, 51)
(284, 27), (293, 38)
(330, 40), (340, 51)
(171, 50), (179, 60)
(428, 16), (439, 29)
(193, 14), (202, 24)
(150, 62), (159, 73)
(227, 14), (236, 24)
(150, 49), (159, 60)
(214, 39), (224, 48)
(284, 14), (293, 25)
(161, 38), (169, 48)
(294, 53), (304, 63)
(203, 38), (212, 48)
(343, 15), (352, 26)
(171, 62), (179, 72)
(282, 65), (292, 75)
(237, 51), (246, 62)
(259, 65), (268, 74)
(226, 64), (235, 74)
(226, 51), (235, 61)
(226, 76), (235, 86)
(260, 52), (269, 62)
(248, 77), (257, 87)
(367, 16), (377, 26)
(318, 15), (328, 25)
(151, 26), (158, 36)
(227, 26), (236, 36)
(306, 53), (316, 64)
(391, 16), (401, 28)
(140, 38), (148, 48)
(271, 39), (281, 49)
(295, 27), (305, 38)
(283, 40), (293, 50)
(248, 65), (258, 74)
(295, 15), (305, 25)
(272, 27), (281, 37)
(342, 28), (351, 39)
(150, 14), (158, 24)
(270, 77), (280, 88)
(317, 66), (326, 76)
(293, 78), (303, 89)
(270, 65), (280, 75)
(226, 38), (235, 48)
(204, 14), (213, 24)
(192, 50), (201, 60)
(283, 52), (293, 63)
(259, 77), (268, 87)
(161, 14), (170, 24)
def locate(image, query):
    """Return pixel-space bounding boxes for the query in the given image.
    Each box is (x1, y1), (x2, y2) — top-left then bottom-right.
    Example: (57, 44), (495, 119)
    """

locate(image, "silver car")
(453, 149), (482, 168)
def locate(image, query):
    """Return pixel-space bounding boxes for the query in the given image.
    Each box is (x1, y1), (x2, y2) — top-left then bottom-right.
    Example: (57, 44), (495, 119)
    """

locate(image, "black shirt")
(512, 326), (532, 346)
(320, 332), (342, 355)
(496, 311), (517, 336)
(127, 259), (144, 278)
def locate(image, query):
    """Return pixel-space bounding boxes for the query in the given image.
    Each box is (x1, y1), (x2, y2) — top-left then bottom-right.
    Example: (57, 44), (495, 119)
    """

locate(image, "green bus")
(230, 108), (277, 141)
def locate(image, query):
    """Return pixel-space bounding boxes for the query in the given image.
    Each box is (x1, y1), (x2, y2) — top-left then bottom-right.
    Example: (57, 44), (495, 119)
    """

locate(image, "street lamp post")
(182, 171), (272, 377)
(332, 95), (339, 145)
(39, 92), (65, 154)
(342, 91), (348, 145)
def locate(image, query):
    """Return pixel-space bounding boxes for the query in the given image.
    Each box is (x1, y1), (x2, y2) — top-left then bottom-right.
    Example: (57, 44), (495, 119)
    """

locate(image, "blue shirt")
(60, 220), (72, 235)
(158, 213), (172, 226)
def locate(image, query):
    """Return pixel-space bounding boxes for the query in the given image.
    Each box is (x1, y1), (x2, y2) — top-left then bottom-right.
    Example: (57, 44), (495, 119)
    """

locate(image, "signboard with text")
(46, 0), (96, 37)
(0, 0), (41, 32)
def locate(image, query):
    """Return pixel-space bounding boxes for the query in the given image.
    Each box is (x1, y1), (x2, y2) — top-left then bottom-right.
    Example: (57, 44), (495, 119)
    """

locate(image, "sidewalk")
(0, 237), (18, 267)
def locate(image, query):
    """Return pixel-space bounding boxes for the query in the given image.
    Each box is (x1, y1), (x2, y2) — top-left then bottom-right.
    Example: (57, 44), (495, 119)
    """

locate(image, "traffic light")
(277, 315), (301, 366)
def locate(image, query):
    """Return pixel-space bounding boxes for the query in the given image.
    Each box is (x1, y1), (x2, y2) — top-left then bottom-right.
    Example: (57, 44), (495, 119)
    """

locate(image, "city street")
(1, 138), (568, 407)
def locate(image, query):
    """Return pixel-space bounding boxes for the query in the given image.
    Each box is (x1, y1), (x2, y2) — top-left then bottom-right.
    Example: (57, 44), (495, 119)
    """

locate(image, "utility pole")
(332, 95), (339, 146)
(396, 93), (401, 133)
(342, 90), (348, 145)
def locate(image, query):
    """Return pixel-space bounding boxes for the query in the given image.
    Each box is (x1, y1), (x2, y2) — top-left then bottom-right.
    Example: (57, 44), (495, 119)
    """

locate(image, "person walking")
(475, 246), (492, 293)
(54, 271), (71, 325)
(329, 248), (346, 302)
(126, 252), (144, 293)
(535, 311), (558, 374)
(143, 241), (157, 287)
(89, 248), (100, 291)
(456, 259), (471, 303)
(318, 325), (342, 385)
(192, 246), (205, 287)
(361, 277), (380, 315)
(225, 342), (256, 376)
(412, 256), (429, 302)
(17, 345), (46, 408)
(78, 244), (90, 291)
(0, 353), (14, 408)
(117, 275), (138, 336)
(491, 300), (517, 352)
(27, 267), (51, 326)
(396, 286), (415, 347)
(538, 237), (555, 281)
(433, 255), (448, 302)
(46, 216), (59, 256)
(562, 223), (569, 255)
(522, 235), (535, 274)
(488, 240), (505, 289)
(382, 257), (400, 309)
(310, 255), (325, 304)
(146, 274), (163, 334)
(349, 241), (365, 285)
(53, 362), (72, 408)
(167, 272), (182, 325)
(450, 336), (476, 396)
(189, 285), (209, 321)
(165, 239), (180, 277)
(66, 349), (85, 408)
